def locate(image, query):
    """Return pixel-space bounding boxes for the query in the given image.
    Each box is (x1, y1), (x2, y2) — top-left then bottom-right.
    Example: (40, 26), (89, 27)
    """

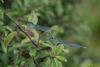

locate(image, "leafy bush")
(1, 0), (100, 67)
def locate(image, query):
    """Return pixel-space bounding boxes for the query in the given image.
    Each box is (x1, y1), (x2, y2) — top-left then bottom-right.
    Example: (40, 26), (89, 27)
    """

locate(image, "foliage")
(0, 0), (100, 67)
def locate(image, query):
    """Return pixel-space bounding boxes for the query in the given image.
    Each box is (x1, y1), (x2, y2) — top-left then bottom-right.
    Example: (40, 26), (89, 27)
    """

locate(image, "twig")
(5, 13), (40, 49)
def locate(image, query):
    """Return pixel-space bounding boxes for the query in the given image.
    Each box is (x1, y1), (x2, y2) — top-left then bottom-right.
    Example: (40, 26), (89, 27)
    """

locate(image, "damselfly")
(39, 32), (87, 48)
(27, 22), (87, 49)
(27, 22), (51, 33)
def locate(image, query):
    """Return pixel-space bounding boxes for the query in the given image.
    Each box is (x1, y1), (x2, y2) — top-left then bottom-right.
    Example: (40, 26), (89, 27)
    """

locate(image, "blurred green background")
(0, 0), (100, 67)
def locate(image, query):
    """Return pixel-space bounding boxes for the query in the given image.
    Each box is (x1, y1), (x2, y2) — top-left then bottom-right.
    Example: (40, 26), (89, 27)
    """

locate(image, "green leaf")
(55, 56), (67, 62)
(50, 58), (63, 67)
(54, 59), (63, 67)
(43, 58), (51, 67)
(56, 45), (64, 55)
(43, 58), (63, 67)
(4, 32), (16, 46)
(23, 0), (29, 7)
(21, 37), (36, 44)
(1, 53), (8, 67)
(51, 45), (64, 55)
(27, 11), (38, 25)
(16, 0), (23, 8)
(29, 49), (36, 57)
(4, 26), (12, 32)
(2, 32), (16, 53)
(39, 40), (53, 48)
(62, 49), (69, 54)
(55, 0), (63, 16)
(2, 45), (7, 53)
(24, 58), (35, 67)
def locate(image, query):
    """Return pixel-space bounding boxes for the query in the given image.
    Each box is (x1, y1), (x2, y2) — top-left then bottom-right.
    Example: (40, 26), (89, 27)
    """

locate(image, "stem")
(5, 14), (40, 49)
